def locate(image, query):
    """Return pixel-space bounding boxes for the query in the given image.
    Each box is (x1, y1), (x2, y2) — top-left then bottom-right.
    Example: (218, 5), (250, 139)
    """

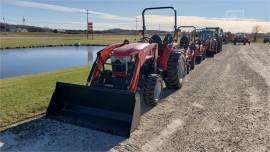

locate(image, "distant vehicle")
(223, 32), (233, 44)
(233, 33), (249, 45)
(263, 36), (270, 43)
(177, 26), (197, 73)
(200, 30), (217, 57)
(205, 27), (223, 52)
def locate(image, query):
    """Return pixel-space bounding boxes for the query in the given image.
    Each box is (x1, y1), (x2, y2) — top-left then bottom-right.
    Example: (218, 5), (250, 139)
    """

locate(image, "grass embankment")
(0, 66), (91, 128)
(0, 32), (140, 49)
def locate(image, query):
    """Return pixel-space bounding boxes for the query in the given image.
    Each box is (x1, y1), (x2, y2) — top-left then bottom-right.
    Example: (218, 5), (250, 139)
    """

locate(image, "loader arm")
(129, 43), (158, 92)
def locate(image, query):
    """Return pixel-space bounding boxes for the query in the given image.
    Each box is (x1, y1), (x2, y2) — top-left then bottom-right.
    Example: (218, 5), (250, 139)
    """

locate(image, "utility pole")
(22, 16), (25, 25)
(22, 16), (25, 31)
(86, 9), (89, 39)
(135, 17), (138, 31)
(2, 17), (6, 32)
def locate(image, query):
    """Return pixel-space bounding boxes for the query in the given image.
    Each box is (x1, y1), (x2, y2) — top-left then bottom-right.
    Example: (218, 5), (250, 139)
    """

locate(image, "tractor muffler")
(46, 82), (140, 137)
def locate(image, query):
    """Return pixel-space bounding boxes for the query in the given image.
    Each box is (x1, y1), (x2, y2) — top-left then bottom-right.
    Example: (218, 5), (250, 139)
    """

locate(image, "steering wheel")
(163, 34), (173, 45)
(140, 37), (154, 43)
(122, 39), (129, 45)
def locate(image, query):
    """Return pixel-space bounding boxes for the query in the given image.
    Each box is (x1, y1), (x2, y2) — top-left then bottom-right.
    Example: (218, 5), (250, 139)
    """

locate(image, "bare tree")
(253, 25), (261, 42)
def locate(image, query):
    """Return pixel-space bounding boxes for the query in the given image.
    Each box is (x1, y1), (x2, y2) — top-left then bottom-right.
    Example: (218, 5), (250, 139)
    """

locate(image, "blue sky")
(1, 0), (270, 32)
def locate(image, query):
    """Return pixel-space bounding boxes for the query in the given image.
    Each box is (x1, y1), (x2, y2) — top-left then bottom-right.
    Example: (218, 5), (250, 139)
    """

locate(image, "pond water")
(0, 46), (105, 79)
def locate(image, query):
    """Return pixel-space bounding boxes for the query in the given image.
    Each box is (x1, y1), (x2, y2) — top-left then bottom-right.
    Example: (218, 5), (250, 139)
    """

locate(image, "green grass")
(0, 33), (140, 49)
(0, 66), (91, 128)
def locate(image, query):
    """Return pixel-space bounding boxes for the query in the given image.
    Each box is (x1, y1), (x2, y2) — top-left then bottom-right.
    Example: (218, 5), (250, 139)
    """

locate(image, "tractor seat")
(163, 33), (173, 45)
(150, 34), (163, 52)
(180, 36), (189, 49)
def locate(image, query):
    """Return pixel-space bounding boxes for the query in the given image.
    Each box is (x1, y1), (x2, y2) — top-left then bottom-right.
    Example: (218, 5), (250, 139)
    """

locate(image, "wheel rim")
(154, 80), (162, 101)
(177, 59), (184, 83)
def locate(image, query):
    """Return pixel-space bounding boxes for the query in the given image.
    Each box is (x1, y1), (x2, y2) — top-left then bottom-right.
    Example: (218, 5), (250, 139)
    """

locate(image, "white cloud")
(136, 15), (270, 33)
(17, 16), (269, 33)
(93, 15), (270, 33)
(4, 0), (85, 13)
(3, 0), (269, 32)
(4, 0), (134, 21)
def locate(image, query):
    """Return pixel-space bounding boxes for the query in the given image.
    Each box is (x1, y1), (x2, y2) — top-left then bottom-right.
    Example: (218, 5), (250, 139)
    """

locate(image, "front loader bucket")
(46, 82), (140, 137)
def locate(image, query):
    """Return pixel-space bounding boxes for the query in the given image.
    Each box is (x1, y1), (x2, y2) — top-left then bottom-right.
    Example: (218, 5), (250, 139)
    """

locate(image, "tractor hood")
(112, 43), (150, 57)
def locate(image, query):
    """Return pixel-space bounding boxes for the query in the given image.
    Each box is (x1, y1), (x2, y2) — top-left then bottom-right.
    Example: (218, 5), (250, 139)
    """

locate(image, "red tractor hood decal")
(112, 43), (150, 57)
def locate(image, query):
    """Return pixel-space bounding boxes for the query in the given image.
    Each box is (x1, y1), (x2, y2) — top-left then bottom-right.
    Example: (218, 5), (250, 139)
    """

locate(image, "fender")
(158, 43), (174, 71)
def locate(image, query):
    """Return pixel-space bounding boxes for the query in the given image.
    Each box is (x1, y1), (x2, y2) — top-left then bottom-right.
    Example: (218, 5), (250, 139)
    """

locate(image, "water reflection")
(0, 46), (104, 79)
(88, 48), (94, 64)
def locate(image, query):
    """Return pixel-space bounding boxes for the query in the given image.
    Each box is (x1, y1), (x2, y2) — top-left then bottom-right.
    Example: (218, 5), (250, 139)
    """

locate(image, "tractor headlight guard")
(111, 55), (135, 63)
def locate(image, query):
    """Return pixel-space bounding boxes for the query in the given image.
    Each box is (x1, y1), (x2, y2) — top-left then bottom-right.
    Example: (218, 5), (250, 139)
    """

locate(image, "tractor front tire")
(203, 52), (206, 60)
(164, 52), (186, 89)
(207, 50), (214, 57)
(190, 56), (196, 70)
(196, 55), (203, 64)
(143, 74), (163, 106)
(220, 42), (223, 51)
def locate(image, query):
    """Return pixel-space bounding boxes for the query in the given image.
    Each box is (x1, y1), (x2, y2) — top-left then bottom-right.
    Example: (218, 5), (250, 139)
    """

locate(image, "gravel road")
(1, 43), (269, 152)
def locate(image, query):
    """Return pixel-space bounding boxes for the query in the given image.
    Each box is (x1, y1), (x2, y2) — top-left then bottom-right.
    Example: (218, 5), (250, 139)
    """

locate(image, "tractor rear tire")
(143, 74), (163, 106)
(220, 42), (223, 51)
(164, 52), (186, 89)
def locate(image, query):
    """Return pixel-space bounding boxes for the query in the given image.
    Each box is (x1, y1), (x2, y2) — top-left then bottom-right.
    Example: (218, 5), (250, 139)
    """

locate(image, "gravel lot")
(0, 43), (269, 152)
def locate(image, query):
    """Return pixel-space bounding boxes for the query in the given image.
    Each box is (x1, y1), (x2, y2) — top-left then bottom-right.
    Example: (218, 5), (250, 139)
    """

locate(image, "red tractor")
(233, 33), (249, 45)
(177, 26), (197, 73)
(200, 29), (218, 57)
(46, 7), (186, 137)
(195, 28), (207, 62)
(206, 27), (223, 53)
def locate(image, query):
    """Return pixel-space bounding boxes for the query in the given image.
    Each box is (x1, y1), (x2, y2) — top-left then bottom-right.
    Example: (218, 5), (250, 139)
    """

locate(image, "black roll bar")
(178, 26), (197, 41)
(142, 6), (177, 37)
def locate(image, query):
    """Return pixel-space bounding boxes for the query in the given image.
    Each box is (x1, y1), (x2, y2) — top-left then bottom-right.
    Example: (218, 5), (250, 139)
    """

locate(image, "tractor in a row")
(46, 6), (186, 137)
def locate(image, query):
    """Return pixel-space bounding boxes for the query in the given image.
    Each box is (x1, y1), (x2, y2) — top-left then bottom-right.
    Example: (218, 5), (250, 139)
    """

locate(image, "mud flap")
(46, 82), (140, 137)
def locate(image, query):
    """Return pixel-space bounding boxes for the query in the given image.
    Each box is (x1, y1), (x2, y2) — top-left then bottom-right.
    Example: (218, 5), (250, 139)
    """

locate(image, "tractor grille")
(112, 60), (127, 77)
